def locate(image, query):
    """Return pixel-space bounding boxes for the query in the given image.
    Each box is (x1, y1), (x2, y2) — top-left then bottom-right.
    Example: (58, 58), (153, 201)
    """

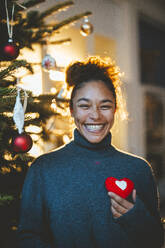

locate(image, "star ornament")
(105, 177), (134, 198)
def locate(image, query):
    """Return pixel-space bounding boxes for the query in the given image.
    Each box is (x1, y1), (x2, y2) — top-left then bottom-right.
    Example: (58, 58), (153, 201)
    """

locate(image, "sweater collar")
(73, 128), (112, 150)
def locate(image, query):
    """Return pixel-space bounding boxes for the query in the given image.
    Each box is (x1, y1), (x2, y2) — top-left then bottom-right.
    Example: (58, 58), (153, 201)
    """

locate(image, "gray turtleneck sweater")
(18, 129), (164, 248)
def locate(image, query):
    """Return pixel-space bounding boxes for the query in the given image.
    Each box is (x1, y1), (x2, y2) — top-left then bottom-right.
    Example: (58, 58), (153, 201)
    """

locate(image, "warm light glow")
(18, 44), (42, 63)
(1, 167), (11, 174)
(17, 44), (43, 95)
(11, 226), (18, 231)
(54, 129), (65, 135)
(21, 68), (43, 95)
(63, 135), (70, 144)
(16, 167), (22, 172)
(50, 87), (57, 94)
(47, 27), (86, 68)
(15, 68), (28, 78)
(25, 113), (40, 119)
(3, 112), (13, 117)
(49, 70), (65, 82)
(119, 72), (125, 78)
(25, 125), (42, 133)
(51, 103), (57, 111)
(28, 143), (43, 158)
(62, 107), (70, 117)
(4, 153), (13, 161)
(121, 111), (128, 121)
(31, 134), (40, 141)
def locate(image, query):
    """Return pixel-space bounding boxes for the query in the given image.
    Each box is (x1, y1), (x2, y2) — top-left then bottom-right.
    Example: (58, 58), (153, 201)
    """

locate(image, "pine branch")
(0, 1), (92, 242)
(21, 0), (46, 9)
(52, 11), (92, 31)
(22, 1), (74, 29)
(0, 98), (16, 112)
(0, 87), (15, 97)
(0, 78), (17, 87)
(0, 195), (14, 206)
(25, 10), (43, 28)
(28, 11), (92, 44)
(0, 60), (33, 80)
(0, 1), (92, 51)
(38, 1), (74, 20)
(46, 38), (71, 45)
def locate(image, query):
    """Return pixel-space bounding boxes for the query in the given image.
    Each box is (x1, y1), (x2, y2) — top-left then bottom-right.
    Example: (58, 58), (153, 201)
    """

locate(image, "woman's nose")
(89, 108), (100, 120)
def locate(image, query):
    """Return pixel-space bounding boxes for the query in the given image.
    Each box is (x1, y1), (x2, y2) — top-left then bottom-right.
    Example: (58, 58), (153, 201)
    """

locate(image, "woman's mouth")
(84, 124), (105, 132)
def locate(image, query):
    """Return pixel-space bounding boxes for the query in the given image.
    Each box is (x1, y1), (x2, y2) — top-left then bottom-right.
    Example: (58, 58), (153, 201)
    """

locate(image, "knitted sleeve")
(18, 157), (52, 248)
(115, 160), (164, 248)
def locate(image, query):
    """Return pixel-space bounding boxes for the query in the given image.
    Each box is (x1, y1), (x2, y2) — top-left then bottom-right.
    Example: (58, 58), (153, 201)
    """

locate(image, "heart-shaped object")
(105, 177), (134, 198)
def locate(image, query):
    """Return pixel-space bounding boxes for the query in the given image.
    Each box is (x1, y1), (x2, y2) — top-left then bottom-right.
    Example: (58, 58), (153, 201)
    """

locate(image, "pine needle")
(0, 60), (33, 80)
(39, 1), (74, 20)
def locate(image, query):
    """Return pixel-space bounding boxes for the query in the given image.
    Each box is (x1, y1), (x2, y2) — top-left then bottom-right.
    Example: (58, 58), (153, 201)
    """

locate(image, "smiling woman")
(70, 81), (116, 143)
(18, 57), (164, 248)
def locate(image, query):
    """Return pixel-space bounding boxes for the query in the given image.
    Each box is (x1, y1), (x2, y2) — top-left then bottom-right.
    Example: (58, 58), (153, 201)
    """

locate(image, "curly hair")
(65, 56), (127, 119)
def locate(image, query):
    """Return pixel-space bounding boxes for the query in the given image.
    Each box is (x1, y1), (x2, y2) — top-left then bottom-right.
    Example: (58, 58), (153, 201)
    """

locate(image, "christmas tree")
(0, 1), (92, 247)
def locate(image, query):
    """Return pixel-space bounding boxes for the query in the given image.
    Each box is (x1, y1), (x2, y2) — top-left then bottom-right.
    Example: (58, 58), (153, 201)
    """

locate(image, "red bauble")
(2, 40), (20, 61)
(11, 133), (33, 153)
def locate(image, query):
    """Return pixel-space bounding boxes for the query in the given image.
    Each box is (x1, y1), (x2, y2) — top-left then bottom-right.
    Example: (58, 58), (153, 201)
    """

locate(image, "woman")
(18, 57), (164, 248)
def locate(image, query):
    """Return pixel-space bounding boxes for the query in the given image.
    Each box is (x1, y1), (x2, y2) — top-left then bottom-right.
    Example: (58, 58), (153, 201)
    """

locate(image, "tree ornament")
(11, 87), (33, 153)
(11, 133), (33, 153)
(42, 54), (56, 71)
(2, 0), (20, 61)
(2, 39), (20, 61)
(80, 17), (93, 36)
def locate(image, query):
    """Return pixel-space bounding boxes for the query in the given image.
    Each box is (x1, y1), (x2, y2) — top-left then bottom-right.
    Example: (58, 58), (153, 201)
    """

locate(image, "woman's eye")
(78, 104), (90, 109)
(100, 105), (112, 109)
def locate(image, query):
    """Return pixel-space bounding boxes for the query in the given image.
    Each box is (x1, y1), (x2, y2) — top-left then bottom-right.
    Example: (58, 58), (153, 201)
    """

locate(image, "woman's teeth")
(85, 124), (104, 132)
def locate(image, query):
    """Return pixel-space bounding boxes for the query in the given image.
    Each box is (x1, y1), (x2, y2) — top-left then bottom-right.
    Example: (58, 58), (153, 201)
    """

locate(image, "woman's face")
(71, 80), (116, 143)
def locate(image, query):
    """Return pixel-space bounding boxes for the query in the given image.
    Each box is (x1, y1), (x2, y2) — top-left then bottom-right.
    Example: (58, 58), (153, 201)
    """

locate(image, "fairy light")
(1, 167), (11, 174)
(51, 103), (57, 111)
(3, 112), (13, 117)
(25, 125), (42, 134)
(25, 113), (40, 119)
(4, 152), (13, 161)
(30, 134), (40, 142)
(50, 87), (57, 94)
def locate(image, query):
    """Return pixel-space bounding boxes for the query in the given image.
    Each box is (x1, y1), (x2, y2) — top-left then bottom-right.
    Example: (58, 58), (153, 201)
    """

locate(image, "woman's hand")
(108, 189), (136, 218)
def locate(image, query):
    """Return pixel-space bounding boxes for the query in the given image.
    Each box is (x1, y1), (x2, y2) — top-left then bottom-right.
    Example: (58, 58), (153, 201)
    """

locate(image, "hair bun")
(66, 62), (84, 86)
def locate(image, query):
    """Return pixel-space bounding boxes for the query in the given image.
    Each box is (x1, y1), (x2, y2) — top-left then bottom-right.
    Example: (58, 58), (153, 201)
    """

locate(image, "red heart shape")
(105, 177), (134, 198)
